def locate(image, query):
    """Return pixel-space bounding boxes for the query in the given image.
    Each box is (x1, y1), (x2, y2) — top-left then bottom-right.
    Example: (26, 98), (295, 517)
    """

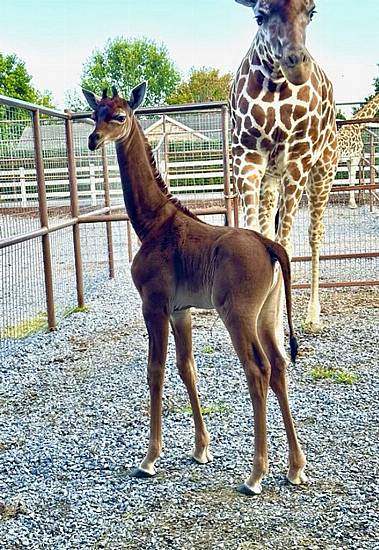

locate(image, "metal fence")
(0, 95), (378, 356)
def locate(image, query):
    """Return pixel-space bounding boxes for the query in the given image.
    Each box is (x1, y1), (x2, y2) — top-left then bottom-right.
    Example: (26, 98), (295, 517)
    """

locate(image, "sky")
(1, 0), (378, 112)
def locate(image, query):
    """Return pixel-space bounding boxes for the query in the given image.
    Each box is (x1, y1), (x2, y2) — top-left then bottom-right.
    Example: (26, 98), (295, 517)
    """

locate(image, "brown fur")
(84, 88), (306, 495)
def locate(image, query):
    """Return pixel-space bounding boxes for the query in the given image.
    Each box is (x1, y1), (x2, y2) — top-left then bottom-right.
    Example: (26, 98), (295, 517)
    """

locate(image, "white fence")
(1, 155), (378, 208)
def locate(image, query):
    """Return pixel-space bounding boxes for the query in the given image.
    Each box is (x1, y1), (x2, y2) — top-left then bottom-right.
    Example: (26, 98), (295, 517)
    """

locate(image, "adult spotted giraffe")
(337, 92), (379, 209)
(230, 0), (338, 331)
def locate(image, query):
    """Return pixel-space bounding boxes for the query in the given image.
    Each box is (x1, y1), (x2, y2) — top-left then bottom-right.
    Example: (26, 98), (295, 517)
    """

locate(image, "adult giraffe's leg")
(232, 147), (267, 231)
(170, 310), (212, 465)
(348, 156), (360, 209)
(218, 306), (271, 495)
(305, 153), (338, 329)
(259, 174), (280, 240)
(131, 305), (169, 478)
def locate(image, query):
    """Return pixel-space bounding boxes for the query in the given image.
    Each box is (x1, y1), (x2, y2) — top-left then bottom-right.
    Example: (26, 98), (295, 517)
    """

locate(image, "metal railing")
(0, 96), (238, 353)
(0, 94), (378, 354)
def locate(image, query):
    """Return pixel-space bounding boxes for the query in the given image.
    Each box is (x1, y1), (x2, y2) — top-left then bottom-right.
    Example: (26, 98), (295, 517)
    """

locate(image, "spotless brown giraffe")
(230, 0), (339, 331)
(83, 83), (307, 495)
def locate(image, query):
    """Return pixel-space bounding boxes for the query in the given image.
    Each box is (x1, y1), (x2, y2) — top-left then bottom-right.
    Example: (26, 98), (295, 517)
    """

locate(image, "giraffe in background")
(230, 0), (339, 332)
(337, 92), (379, 208)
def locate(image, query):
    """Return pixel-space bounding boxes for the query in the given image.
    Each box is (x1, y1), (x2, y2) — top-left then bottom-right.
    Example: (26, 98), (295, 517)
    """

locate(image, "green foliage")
(0, 52), (53, 106)
(64, 89), (87, 112)
(201, 345), (215, 354)
(62, 305), (90, 317)
(373, 64), (379, 94)
(353, 64), (379, 116)
(0, 52), (54, 143)
(336, 109), (346, 120)
(0, 305), (89, 340)
(180, 401), (228, 416)
(0, 312), (48, 339)
(168, 67), (233, 105)
(81, 37), (180, 106)
(310, 366), (358, 385)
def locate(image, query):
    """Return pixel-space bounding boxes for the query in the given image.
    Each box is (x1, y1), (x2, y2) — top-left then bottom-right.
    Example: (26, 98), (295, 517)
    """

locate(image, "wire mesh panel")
(291, 195), (379, 286)
(79, 222), (112, 289)
(138, 110), (225, 212)
(0, 238), (46, 356)
(1, 96), (378, 356)
(0, 106), (41, 237)
(290, 120), (379, 287)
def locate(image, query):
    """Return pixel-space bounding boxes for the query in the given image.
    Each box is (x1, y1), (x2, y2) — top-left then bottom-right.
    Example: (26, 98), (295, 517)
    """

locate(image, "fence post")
(162, 114), (169, 188)
(127, 220), (133, 262)
(221, 105), (233, 226)
(19, 167), (27, 207)
(89, 163), (97, 206)
(65, 115), (85, 308)
(32, 110), (56, 331)
(101, 145), (115, 278)
(369, 134), (375, 213)
(232, 175), (240, 228)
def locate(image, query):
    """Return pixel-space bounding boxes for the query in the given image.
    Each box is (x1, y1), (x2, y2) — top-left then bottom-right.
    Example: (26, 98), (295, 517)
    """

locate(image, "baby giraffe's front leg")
(171, 310), (212, 465)
(130, 306), (169, 478)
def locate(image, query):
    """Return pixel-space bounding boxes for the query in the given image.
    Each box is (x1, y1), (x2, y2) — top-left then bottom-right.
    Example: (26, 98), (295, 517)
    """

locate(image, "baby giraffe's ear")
(128, 81), (147, 112)
(82, 89), (100, 110)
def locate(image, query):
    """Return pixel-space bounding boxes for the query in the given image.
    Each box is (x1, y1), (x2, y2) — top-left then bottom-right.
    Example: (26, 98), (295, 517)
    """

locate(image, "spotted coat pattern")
(337, 93), (379, 207)
(230, 32), (339, 327)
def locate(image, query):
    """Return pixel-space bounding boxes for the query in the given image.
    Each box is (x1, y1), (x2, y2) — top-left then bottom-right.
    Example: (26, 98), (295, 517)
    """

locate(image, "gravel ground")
(0, 270), (378, 549)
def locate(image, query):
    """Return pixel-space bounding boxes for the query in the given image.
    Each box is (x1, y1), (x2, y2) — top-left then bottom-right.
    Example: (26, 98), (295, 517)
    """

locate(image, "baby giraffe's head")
(82, 82), (147, 151)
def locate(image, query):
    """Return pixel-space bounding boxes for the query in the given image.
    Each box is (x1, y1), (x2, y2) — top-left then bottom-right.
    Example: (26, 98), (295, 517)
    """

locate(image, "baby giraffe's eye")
(256, 15), (265, 26)
(112, 114), (126, 123)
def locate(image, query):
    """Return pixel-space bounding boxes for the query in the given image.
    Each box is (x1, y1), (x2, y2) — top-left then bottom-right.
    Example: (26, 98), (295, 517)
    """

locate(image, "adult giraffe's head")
(82, 82), (147, 151)
(236, 0), (316, 85)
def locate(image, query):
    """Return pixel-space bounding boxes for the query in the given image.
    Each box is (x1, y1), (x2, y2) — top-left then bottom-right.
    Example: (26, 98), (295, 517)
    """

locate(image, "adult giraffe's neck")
(115, 118), (175, 241)
(353, 92), (379, 120)
(249, 35), (285, 82)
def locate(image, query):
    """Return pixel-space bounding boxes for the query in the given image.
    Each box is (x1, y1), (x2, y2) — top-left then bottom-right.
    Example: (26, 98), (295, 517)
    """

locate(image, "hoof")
(349, 204), (358, 209)
(129, 467), (155, 479)
(237, 483), (262, 496)
(192, 448), (213, 465)
(287, 468), (308, 486)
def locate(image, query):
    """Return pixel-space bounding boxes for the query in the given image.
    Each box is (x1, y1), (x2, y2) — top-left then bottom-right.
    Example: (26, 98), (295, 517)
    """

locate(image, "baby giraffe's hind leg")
(259, 318), (307, 485)
(270, 359), (307, 484)
(170, 310), (212, 465)
(220, 309), (271, 496)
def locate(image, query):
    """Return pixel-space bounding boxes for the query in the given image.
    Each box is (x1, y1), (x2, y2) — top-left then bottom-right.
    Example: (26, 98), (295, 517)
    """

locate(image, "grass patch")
(179, 401), (229, 416)
(0, 312), (47, 339)
(62, 305), (90, 318)
(310, 366), (358, 384)
(201, 345), (215, 354)
(0, 305), (89, 340)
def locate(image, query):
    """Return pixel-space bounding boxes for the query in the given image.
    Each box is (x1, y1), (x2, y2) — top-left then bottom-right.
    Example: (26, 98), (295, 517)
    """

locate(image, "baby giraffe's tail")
(256, 235), (298, 362)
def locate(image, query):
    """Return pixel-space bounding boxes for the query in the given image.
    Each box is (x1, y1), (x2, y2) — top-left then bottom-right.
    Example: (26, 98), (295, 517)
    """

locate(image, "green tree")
(0, 53), (54, 145)
(372, 64), (379, 94)
(336, 109), (346, 120)
(81, 37), (180, 106)
(167, 67), (233, 105)
(0, 52), (53, 106)
(352, 64), (379, 116)
(64, 89), (86, 112)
